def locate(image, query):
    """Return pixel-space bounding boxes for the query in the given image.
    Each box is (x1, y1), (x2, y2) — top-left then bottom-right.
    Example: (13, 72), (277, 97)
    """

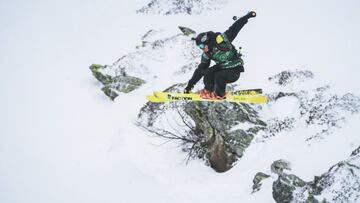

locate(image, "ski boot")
(199, 89), (213, 99)
(200, 89), (227, 100)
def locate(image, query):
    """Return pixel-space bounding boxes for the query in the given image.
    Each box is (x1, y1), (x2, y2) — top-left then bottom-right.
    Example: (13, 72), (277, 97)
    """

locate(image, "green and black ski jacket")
(187, 15), (249, 89)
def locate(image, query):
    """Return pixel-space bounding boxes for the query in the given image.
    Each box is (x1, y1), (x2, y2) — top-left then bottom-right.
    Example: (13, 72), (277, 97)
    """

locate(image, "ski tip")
(250, 95), (268, 104)
(229, 95), (268, 104)
(146, 95), (164, 103)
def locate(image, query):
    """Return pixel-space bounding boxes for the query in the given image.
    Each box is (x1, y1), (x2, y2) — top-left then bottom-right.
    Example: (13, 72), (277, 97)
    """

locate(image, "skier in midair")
(184, 11), (257, 99)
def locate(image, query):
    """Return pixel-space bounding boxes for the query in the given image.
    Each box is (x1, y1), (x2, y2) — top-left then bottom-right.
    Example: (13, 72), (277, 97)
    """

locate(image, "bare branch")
(177, 108), (196, 131)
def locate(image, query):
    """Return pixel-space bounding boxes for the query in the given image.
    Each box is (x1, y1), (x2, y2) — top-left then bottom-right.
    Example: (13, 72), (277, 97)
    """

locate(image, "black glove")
(184, 85), (192, 93)
(245, 11), (256, 19)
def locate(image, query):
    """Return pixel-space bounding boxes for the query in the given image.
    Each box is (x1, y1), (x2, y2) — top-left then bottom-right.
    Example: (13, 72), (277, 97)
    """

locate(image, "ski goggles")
(198, 43), (206, 49)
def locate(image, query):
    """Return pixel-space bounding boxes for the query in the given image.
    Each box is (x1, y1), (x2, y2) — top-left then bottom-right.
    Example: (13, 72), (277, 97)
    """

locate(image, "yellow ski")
(147, 91), (268, 104)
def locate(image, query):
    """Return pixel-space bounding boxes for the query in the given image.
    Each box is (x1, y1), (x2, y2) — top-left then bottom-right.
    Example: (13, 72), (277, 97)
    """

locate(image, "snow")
(1, 0), (360, 203)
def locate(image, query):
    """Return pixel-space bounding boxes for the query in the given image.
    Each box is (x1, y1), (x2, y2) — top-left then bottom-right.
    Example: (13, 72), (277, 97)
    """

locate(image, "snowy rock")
(298, 86), (360, 141)
(184, 101), (265, 172)
(306, 147), (360, 203)
(262, 117), (296, 139)
(268, 146), (360, 203)
(269, 160), (317, 203)
(273, 173), (307, 203)
(111, 30), (199, 78)
(178, 26), (196, 36)
(90, 64), (145, 100)
(269, 160), (308, 203)
(136, 69), (360, 173)
(137, 0), (229, 15)
(137, 84), (266, 172)
(90, 29), (200, 100)
(271, 159), (292, 175)
(252, 172), (271, 193)
(263, 71), (360, 141)
(268, 70), (314, 86)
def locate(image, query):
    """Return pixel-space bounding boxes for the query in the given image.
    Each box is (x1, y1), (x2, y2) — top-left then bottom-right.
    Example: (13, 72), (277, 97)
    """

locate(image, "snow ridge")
(137, 0), (229, 15)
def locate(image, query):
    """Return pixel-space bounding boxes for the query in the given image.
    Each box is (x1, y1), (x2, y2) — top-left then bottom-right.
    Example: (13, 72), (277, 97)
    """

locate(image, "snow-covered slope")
(1, 0), (360, 203)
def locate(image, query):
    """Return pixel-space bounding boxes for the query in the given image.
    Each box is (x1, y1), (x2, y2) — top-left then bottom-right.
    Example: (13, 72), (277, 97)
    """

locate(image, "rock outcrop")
(90, 29), (200, 100)
(136, 70), (360, 172)
(253, 147), (360, 203)
(260, 70), (360, 142)
(252, 172), (271, 193)
(137, 84), (266, 172)
(90, 64), (145, 100)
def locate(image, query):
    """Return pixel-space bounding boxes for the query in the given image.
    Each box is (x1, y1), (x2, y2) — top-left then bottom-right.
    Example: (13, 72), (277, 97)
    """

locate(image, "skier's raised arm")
(224, 11), (256, 42)
(184, 11), (257, 98)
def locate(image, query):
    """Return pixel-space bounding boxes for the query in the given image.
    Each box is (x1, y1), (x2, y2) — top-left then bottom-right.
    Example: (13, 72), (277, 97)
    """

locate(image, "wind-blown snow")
(1, 0), (360, 203)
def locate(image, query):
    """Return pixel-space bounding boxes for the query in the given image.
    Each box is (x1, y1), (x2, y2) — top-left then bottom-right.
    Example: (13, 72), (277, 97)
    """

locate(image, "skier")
(184, 11), (257, 99)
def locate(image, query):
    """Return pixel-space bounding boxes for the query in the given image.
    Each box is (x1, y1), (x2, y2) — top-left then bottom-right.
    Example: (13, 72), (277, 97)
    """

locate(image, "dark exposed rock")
(178, 26), (196, 36)
(351, 146), (360, 157)
(270, 147), (360, 203)
(183, 101), (264, 172)
(273, 173), (306, 203)
(271, 159), (291, 175)
(90, 64), (145, 100)
(137, 83), (266, 172)
(266, 91), (298, 102)
(252, 172), (271, 193)
(262, 117), (296, 139)
(269, 159), (311, 203)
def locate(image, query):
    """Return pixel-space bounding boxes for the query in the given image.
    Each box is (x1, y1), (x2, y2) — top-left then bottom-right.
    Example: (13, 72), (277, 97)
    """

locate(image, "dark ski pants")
(203, 65), (242, 97)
